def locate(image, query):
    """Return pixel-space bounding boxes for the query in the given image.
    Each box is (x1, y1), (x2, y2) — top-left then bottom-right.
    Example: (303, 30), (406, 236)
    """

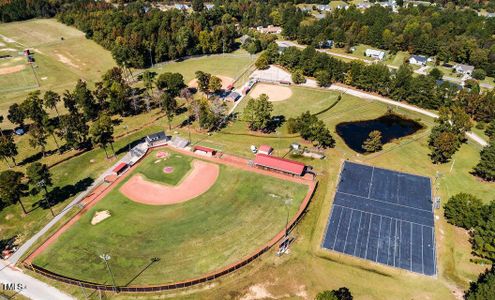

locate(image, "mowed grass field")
(33, 149), (309, 285)
(138, 152), (193, 185)
(20, 85), (494, 299)
(0, 19), (116, 119)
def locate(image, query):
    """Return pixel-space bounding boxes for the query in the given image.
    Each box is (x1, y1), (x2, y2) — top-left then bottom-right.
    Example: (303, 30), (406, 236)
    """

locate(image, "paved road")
(249, 65), (489, 147)
(0, 261), (75, 300)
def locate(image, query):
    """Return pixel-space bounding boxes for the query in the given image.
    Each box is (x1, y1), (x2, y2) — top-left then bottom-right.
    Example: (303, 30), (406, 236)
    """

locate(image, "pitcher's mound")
(163, 166), (174, 174)
(188, 75), (234, 90)
(249, 83), (292, 102)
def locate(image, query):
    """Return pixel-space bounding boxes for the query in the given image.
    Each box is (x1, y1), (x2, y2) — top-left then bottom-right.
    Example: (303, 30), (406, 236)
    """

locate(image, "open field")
(16, 84), (493, 299)
(148, 50), (256, 88)
(32, 149), (308, 285)
(0, 19), (116, 119)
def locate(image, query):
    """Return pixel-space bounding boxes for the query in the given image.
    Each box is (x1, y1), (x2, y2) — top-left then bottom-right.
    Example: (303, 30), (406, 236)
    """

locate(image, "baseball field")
(32, 149), (309, 285)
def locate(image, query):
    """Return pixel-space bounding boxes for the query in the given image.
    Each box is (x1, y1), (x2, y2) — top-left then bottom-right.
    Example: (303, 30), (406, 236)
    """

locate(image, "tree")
(444, 193), (484, 229)
(474, 140), (495, 181)
(0, 134), (18, 167)
(255, 54), (269, 70)
(138, 71), (157, 111)
(243, 94), (273, 131)
(73, 80), (98, 120)
(292, 69), (306, 84)
(465, 266), (495, 300)
(43, 90), (61, 118)
(472, 69), (487, 80)
(192, 0), (204, 12)
(28, 122), (48, 157)
(156, 72), (184, 97)
(160, 92), (178, 130)
(429, 67), (443, 80)
(315, 70), (332, 87)
(22, 90), (48, 126)
(208, 76), (222, 95)
(195, 71), (211, 94)
(362, 130), (383, 153)
(7, 103), (26, 129)
(288, 111), (335, 148)
(316, 287), (353, 300)
(486, 120), (495, 140)
(59, 112), (89, 150)
(90, 115), (115, 158)
(26, 162), (54, 216)
(0, 170), (28, 214)
(429, 128), (460, 163)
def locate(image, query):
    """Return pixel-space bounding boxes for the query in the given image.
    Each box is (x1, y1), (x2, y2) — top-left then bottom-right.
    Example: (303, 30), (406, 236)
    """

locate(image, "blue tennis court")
(322, 161), (436, 276)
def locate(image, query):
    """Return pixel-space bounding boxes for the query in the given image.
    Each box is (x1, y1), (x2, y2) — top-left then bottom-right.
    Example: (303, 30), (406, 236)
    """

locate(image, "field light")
(100, 254), (118, 293)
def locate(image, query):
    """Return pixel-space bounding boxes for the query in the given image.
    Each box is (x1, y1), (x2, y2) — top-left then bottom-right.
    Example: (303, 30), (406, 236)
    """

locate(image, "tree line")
(257, 43), (494, 177)
(282, 5), (495, 76)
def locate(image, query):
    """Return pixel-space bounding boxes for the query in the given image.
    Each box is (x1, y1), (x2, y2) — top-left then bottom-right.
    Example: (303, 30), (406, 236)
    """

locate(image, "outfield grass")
(148, 50), (256, 85)
(33, 149), (308, 285)
(137, 150), (192, 185)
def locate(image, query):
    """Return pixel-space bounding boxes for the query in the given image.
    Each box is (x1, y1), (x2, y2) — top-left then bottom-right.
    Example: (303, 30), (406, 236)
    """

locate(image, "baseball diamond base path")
(120, 160), (220, 205)
(249, 83), (292, 102)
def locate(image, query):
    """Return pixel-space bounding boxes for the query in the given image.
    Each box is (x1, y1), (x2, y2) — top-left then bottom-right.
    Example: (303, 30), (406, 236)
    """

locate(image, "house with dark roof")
(409, 55), (428, 66)
(146, 131), (169, 147)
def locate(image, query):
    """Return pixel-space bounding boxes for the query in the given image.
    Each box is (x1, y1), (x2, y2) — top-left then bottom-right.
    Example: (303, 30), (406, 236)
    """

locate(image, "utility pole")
(100, 254), (118, 293)
(37, 179), (54, 217)
(284, 198), (292, 238)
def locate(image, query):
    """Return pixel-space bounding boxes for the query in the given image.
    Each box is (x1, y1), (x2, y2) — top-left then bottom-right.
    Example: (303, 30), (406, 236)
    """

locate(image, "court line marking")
(421, 225), (425, 274)
(336, 191), (434, 214)
(375, 215), (383, 262)
(333, 205), (434, 228)
(363, 212), (373, 259)
(368, 166), (375, 198)
(352, 211), (363, 257)
(342, 209), (353, 253)
(332, 207), (344, 250)
(409, 222), (413, 271)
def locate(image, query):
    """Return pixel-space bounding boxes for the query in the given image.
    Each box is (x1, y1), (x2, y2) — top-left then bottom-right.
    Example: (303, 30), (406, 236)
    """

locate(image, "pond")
(336, 114), (424, 153)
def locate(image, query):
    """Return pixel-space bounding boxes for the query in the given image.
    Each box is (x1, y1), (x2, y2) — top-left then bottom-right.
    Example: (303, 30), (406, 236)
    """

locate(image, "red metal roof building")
(254, 154), (306, 176)
(194, 145), (217, 155)
(112, 162), (129, 175)
(258, 145), (273, 155)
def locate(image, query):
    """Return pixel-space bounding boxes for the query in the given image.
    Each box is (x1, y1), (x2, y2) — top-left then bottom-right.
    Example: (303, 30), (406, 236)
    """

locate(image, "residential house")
(365, 49), (386, 60)
(317, 4), (331, 11)
(257, 25), (282, 34)
(174, 4), (189, 10)
(454, 64), (474, 76)
(409, 54), (428, 66)
(205, 3), (214, 10)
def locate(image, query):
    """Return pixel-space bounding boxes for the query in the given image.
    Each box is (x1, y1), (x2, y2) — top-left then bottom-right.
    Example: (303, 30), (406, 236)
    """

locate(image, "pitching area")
(322, 161), (436, 276)
(33, 149), (309, 285)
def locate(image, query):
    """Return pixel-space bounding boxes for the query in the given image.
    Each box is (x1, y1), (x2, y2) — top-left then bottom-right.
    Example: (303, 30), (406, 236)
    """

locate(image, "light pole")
(100, 254), (118, 293)
(37, 179), (54, 217)
(284, 198), (292, 238)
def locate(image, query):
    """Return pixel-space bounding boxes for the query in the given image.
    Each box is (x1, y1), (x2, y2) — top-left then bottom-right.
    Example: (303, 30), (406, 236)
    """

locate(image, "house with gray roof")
(409, 55), (428, 66)
(454, 64), (475, 76)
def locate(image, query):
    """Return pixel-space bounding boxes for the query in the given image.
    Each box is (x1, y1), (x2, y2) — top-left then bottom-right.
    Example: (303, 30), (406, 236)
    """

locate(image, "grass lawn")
(18, 85), (494, 299)
(137, 150), (192, 185)
(33, 149), (309, 285)
(0, 18), (116, 119)
(148, 50), (256, 87)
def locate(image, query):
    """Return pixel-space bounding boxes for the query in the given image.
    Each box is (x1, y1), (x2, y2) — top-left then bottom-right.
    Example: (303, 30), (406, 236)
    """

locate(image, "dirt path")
(120, 160), (220, 205)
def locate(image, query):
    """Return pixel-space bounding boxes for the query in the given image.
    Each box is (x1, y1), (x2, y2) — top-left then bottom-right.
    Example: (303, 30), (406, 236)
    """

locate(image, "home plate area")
(322, 161), (436, 276)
